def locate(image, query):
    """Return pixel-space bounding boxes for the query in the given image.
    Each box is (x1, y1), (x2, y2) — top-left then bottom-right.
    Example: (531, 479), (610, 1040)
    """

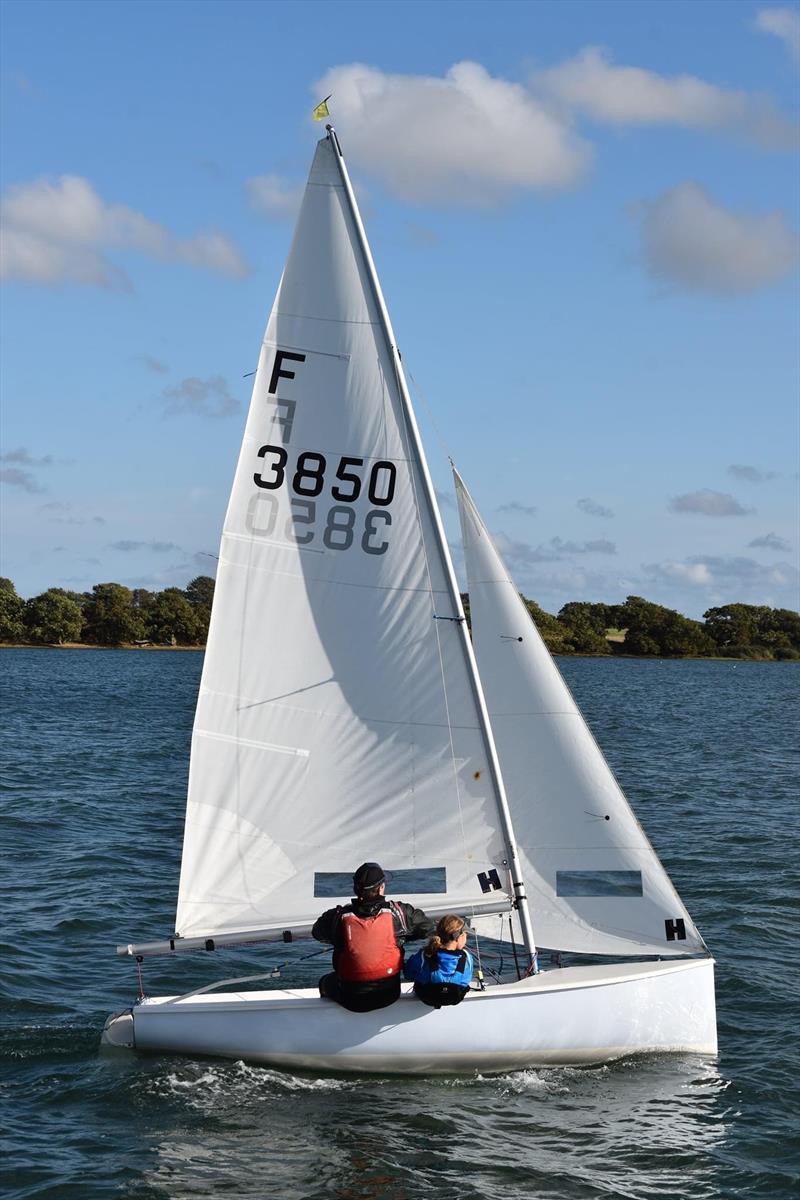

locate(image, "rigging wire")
(135, 956), (146, 1001)
(509, 910), (522, 981)
(131, 945), (329, 1000)
(404, 363), (455, 464)
(405, 358), (539, 975)
(470, 919), (486, 991)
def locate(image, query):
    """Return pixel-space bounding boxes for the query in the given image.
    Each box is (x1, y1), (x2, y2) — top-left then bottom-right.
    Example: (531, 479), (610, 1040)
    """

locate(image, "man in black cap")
(312, 863), (433, 1013)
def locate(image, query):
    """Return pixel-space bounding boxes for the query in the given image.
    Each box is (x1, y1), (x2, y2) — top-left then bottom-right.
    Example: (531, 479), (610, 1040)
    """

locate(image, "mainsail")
(454, 469), (705, 957)
(175, 133), (520, 941)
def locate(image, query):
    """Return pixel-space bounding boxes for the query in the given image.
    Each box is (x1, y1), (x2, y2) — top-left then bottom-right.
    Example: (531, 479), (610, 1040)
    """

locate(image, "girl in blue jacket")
(404, 914), (473, 1008)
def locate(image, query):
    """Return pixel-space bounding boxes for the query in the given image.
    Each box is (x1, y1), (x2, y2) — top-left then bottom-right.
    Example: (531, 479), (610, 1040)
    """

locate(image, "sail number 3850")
(250, 445), (396, 555)
(254, 447), (396, 506)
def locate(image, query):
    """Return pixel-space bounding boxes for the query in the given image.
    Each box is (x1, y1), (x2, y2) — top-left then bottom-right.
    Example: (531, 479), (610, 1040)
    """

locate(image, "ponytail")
(423, 914), (466, 960)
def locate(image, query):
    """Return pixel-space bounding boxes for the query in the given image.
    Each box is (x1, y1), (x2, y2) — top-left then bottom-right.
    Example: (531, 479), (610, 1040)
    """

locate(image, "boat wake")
(148, 1058), (355, 1110)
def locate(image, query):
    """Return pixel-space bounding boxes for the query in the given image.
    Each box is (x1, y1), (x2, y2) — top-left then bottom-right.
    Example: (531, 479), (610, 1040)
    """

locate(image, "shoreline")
(0, 641), (792, 662)
(0, 641), (203, 652)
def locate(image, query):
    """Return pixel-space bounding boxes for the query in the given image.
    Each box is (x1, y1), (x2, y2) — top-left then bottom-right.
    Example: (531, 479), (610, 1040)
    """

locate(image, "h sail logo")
(665, 917), (687, 941)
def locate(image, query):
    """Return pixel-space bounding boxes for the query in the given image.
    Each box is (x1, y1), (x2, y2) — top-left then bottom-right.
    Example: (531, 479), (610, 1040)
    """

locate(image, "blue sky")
(1, 0), (798, 618)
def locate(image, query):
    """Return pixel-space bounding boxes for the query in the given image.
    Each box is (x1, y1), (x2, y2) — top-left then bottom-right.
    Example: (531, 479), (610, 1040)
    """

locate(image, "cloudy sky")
(1, 0), (798, 618)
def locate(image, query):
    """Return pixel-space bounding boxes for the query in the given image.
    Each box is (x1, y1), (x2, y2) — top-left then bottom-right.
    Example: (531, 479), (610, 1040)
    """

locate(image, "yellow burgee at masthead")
(312, 96), (331, 121)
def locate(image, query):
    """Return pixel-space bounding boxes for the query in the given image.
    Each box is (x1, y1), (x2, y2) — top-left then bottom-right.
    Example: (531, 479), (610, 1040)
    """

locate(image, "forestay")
(175, 134), (513, 941)
(454, 469), (705, 957)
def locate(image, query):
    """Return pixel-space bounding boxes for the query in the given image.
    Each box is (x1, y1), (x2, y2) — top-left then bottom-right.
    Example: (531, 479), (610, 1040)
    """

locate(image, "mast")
(325, 126), (537, 965)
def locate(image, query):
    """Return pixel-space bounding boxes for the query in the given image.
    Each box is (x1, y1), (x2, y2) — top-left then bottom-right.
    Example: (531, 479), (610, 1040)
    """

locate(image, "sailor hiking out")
(404, 914), (474, 1008)
(312, 862), (433, 1012)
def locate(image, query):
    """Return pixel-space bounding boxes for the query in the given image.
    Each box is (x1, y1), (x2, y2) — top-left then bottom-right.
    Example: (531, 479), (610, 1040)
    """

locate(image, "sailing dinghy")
(102, 128), (717, 1073)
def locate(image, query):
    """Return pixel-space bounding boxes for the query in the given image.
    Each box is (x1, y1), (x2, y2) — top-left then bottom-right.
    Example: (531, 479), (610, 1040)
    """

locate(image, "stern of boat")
(101, 1008), (136, 1051)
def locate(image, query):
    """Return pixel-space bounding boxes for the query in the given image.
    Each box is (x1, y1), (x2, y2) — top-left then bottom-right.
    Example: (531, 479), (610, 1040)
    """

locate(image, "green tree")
(562, 618), (610, 654)
(83, 583), (144, 646)
(768, 608), (800, 645)
(703, 604), (762, 653)
(763, 608), (800, 658)
(0, 578), (26, 642)
(557, 602), (613, 654)
(617, 596), (713, 657)
(558, 601), (613, 635)
(704, 603), (800, 659)
(143, 588), (203, 645)
(524, 597), (573, 654)
(24, 589), (84, 644)
(185, 576), (215, 608)
(184, 575), (214, 643)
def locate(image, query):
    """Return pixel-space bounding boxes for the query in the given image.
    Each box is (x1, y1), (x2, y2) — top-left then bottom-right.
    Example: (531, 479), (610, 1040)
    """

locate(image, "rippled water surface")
(2, 650), (798, 1198)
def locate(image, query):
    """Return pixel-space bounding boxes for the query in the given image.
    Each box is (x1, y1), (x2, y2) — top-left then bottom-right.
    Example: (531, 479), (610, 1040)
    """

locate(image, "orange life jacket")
(337, 908), (402, 982)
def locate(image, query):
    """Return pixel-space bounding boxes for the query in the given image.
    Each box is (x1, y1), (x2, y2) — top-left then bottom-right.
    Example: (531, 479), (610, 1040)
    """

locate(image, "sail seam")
(261, 339), (351, 361)
(237, 444), (416, 465)
(217, 552), (453, 596)
(222, 531), (325, 555)
(200, 694), (484, 732)
(193, 730), (309, 757)
(272, 310), (379, 326)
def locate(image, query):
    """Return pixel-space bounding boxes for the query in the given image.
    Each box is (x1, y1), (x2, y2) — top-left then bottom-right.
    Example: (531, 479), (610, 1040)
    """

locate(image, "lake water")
(2, 649), (798, 1199)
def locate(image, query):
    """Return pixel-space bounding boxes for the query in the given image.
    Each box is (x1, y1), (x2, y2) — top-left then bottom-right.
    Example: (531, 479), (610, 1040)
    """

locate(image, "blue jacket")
(403, 946), (473, 988)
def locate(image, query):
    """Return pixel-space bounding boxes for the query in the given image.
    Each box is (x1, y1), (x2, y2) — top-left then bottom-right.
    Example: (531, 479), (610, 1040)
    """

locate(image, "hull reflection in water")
(103, 959), (716, 1074)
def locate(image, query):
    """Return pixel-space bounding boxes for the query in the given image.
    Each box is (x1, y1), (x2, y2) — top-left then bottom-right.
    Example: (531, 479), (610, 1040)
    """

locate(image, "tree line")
(1, 576), (798, 659)
(519, 597), (800, 661)
(0, 577), (214, 647)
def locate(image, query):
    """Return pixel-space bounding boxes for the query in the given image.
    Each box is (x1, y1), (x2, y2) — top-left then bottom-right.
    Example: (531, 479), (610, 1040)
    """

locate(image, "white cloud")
(1, 447), (54, 467)
(500, 559), (618, 611)
(0, 229), (125, 288)
(728, 463), (778, 483)
(137, 354), (169, 375)
(160, 375), (240, 419)
(1, 175), (249, 287)
(492, 532), (560, 565)
(492, 531), (615, 563)
(406, 222), (440, 247)
(497, 500), (537, 516)
(313, 62), (591, 204)
(749, 532), (791, 551)
(645, 555), (799, 608)
(635, 182), (799, 294)
(110, 540), (182, 553)
(549, 536), (616, 556)
(669, 489), (752, 516)
(577, 497), (614, 518)
(247, 173), (304, 219)
(39, 502), (105, 526)
(0, 446), (57, 493)
(650, 560), (714, 586)
(755, 7), (800, 61)
(0, 467), (44, 493)
(536, 47), (798, 149)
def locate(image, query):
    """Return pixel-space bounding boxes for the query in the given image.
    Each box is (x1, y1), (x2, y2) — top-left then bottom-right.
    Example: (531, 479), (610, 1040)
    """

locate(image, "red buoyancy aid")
(337, 908), (403, 982)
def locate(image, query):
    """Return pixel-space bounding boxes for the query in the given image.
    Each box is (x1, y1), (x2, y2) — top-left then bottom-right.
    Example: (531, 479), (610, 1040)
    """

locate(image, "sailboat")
(102, 127), (717, 1073)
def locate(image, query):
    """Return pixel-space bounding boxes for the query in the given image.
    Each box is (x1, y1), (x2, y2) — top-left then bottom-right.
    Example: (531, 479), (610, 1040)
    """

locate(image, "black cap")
(353, 862), (385, 893)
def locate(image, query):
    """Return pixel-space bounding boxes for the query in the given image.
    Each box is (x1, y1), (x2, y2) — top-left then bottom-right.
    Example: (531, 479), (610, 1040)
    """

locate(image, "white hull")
(102, 957), (716, 1075)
